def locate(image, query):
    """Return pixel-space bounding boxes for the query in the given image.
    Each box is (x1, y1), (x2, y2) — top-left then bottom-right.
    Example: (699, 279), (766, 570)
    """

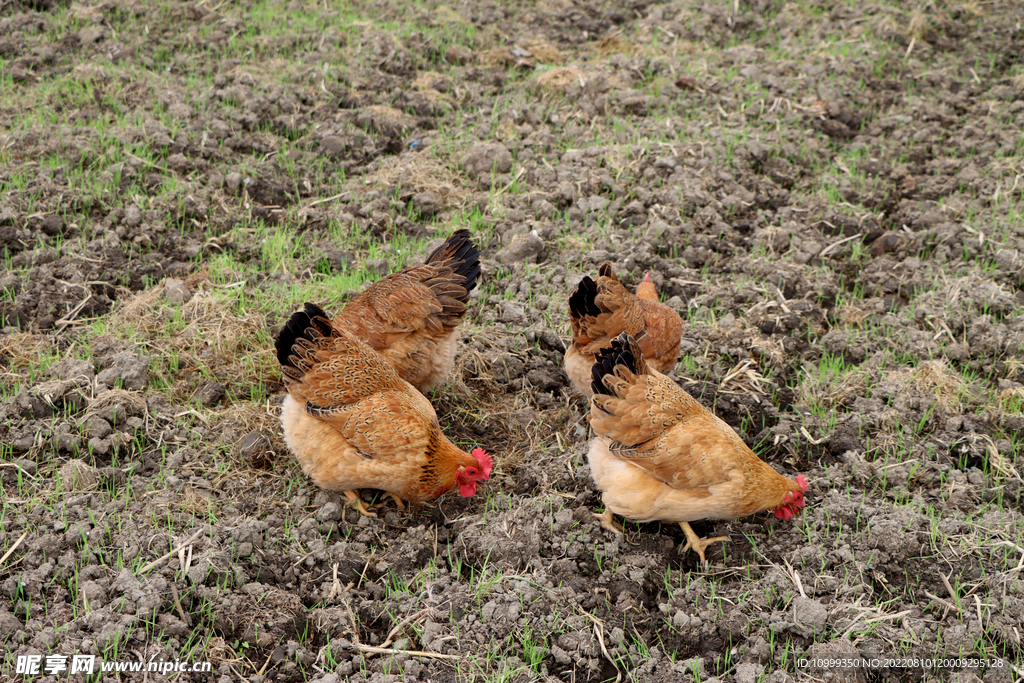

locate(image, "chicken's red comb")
(643, 272), (651, 282)
(796, 474), (809, 492)
(472, 447), (493, 479)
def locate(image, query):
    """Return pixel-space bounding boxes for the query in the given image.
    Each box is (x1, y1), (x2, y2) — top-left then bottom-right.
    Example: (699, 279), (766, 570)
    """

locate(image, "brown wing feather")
(336, 272), (445, 345)
(571, 263), (680, 363)
(590, 334), (737, 493)
(309, 388), (436, 462)
(612, 414), (753, 492)
(571, 267), (644, 353)
(591, 372), (695, 445)
(336, 230), (479, 344)
(287, 332), (404, 404)
(332, 232), (480, 390)
(637, 299), (683, 371)
(278, 304), (404, 405)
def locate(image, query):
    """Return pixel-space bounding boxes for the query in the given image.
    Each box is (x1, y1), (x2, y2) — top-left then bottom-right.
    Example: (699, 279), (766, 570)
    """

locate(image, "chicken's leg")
(342, 490), (377, 517)
(382, 493), (407, 511)
(594, 508), (624, 534)
(679, 522), (728, 564)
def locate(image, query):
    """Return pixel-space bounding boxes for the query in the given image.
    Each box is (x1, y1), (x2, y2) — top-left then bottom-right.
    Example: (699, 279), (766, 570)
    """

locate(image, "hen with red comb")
(588, 334), (810, 565)
(275, 302), (492, 517)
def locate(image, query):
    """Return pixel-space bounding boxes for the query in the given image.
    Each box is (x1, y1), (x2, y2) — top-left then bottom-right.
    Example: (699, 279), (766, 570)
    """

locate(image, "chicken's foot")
(679, 522), (728, 564)
(382, 493), (407, 511)
(342, 490), (377, 517)
(594, 509), (623, 534)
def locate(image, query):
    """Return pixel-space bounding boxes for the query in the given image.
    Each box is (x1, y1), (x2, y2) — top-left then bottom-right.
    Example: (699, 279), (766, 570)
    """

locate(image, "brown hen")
(334, 229), (480, 392)
(588, 334), (808, 564)
(566, 262), (682, 398)
(276, 303), (492, 515)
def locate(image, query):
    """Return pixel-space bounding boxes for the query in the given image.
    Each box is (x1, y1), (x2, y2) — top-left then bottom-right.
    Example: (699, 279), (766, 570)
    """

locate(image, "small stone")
(366, 259), (388, 276)
(13, 458), (37, 475)
(197, 382), (226, 408)
(163, 278), (192, 305)
(240, 430), (271, 463)
(81, 581), (108, 607)
(12, 434), (35, 453)
(496, 233), (544, 265)
(789, 597), (828, 638)
(96, 352), (150, 391)
(496, 301), (526, 324)
(526, 367), (561, 391)
(869, 232), (905, 257)
(802, 240), (823, 256)
(554, 180), (577, 205)
(532, 198), (555, 219)
(225, 172), (244, 195)
(462, 142), (513, 180)
(994, 248), (1022, 272)
(78, 26), (106, 44)
(320, 135), (347, 156)
(57, 429), (81, 454)
(61, 460), (100, 490)
(735, 662), (764, 683)
(124, 206), (143, 228)
(64, 521), (91, 546)
(316, 503), (342, 522)
(551, 645), (572, 665)
(322, 249), (354, 273)
(93, 397), (141, 426)
(0, 608), (21, 640)
(167, 153), (192, 173)
(40, 214), (65, 236)
(83, 417), (113, 439)
(185, 557), (215, 586)
(412, 191), (443, 217)
(744, 140), (771, 163)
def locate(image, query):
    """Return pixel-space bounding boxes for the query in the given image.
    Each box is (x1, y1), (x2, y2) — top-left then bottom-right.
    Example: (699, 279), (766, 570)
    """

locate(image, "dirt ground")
(2, 0), (1024, 681)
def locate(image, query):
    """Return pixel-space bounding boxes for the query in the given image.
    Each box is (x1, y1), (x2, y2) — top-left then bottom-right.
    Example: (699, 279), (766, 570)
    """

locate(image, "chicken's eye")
(467, 468), (477, 476)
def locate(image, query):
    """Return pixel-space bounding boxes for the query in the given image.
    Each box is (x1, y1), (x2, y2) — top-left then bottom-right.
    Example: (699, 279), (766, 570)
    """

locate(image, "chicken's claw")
(343, 490), (377, 517)
(383, 492), (407, 511)
(679, 522), (728, 565)
(594, 509), (624, 534)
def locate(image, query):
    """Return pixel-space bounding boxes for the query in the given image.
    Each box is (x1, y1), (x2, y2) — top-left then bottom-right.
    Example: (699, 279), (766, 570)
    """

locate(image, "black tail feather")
(597, 262), (614, 279)
(275, 302), (334, 368)
(427, 229), (481, 302)
(569, 276), (600, 319)
(591, 333), (642, 396)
